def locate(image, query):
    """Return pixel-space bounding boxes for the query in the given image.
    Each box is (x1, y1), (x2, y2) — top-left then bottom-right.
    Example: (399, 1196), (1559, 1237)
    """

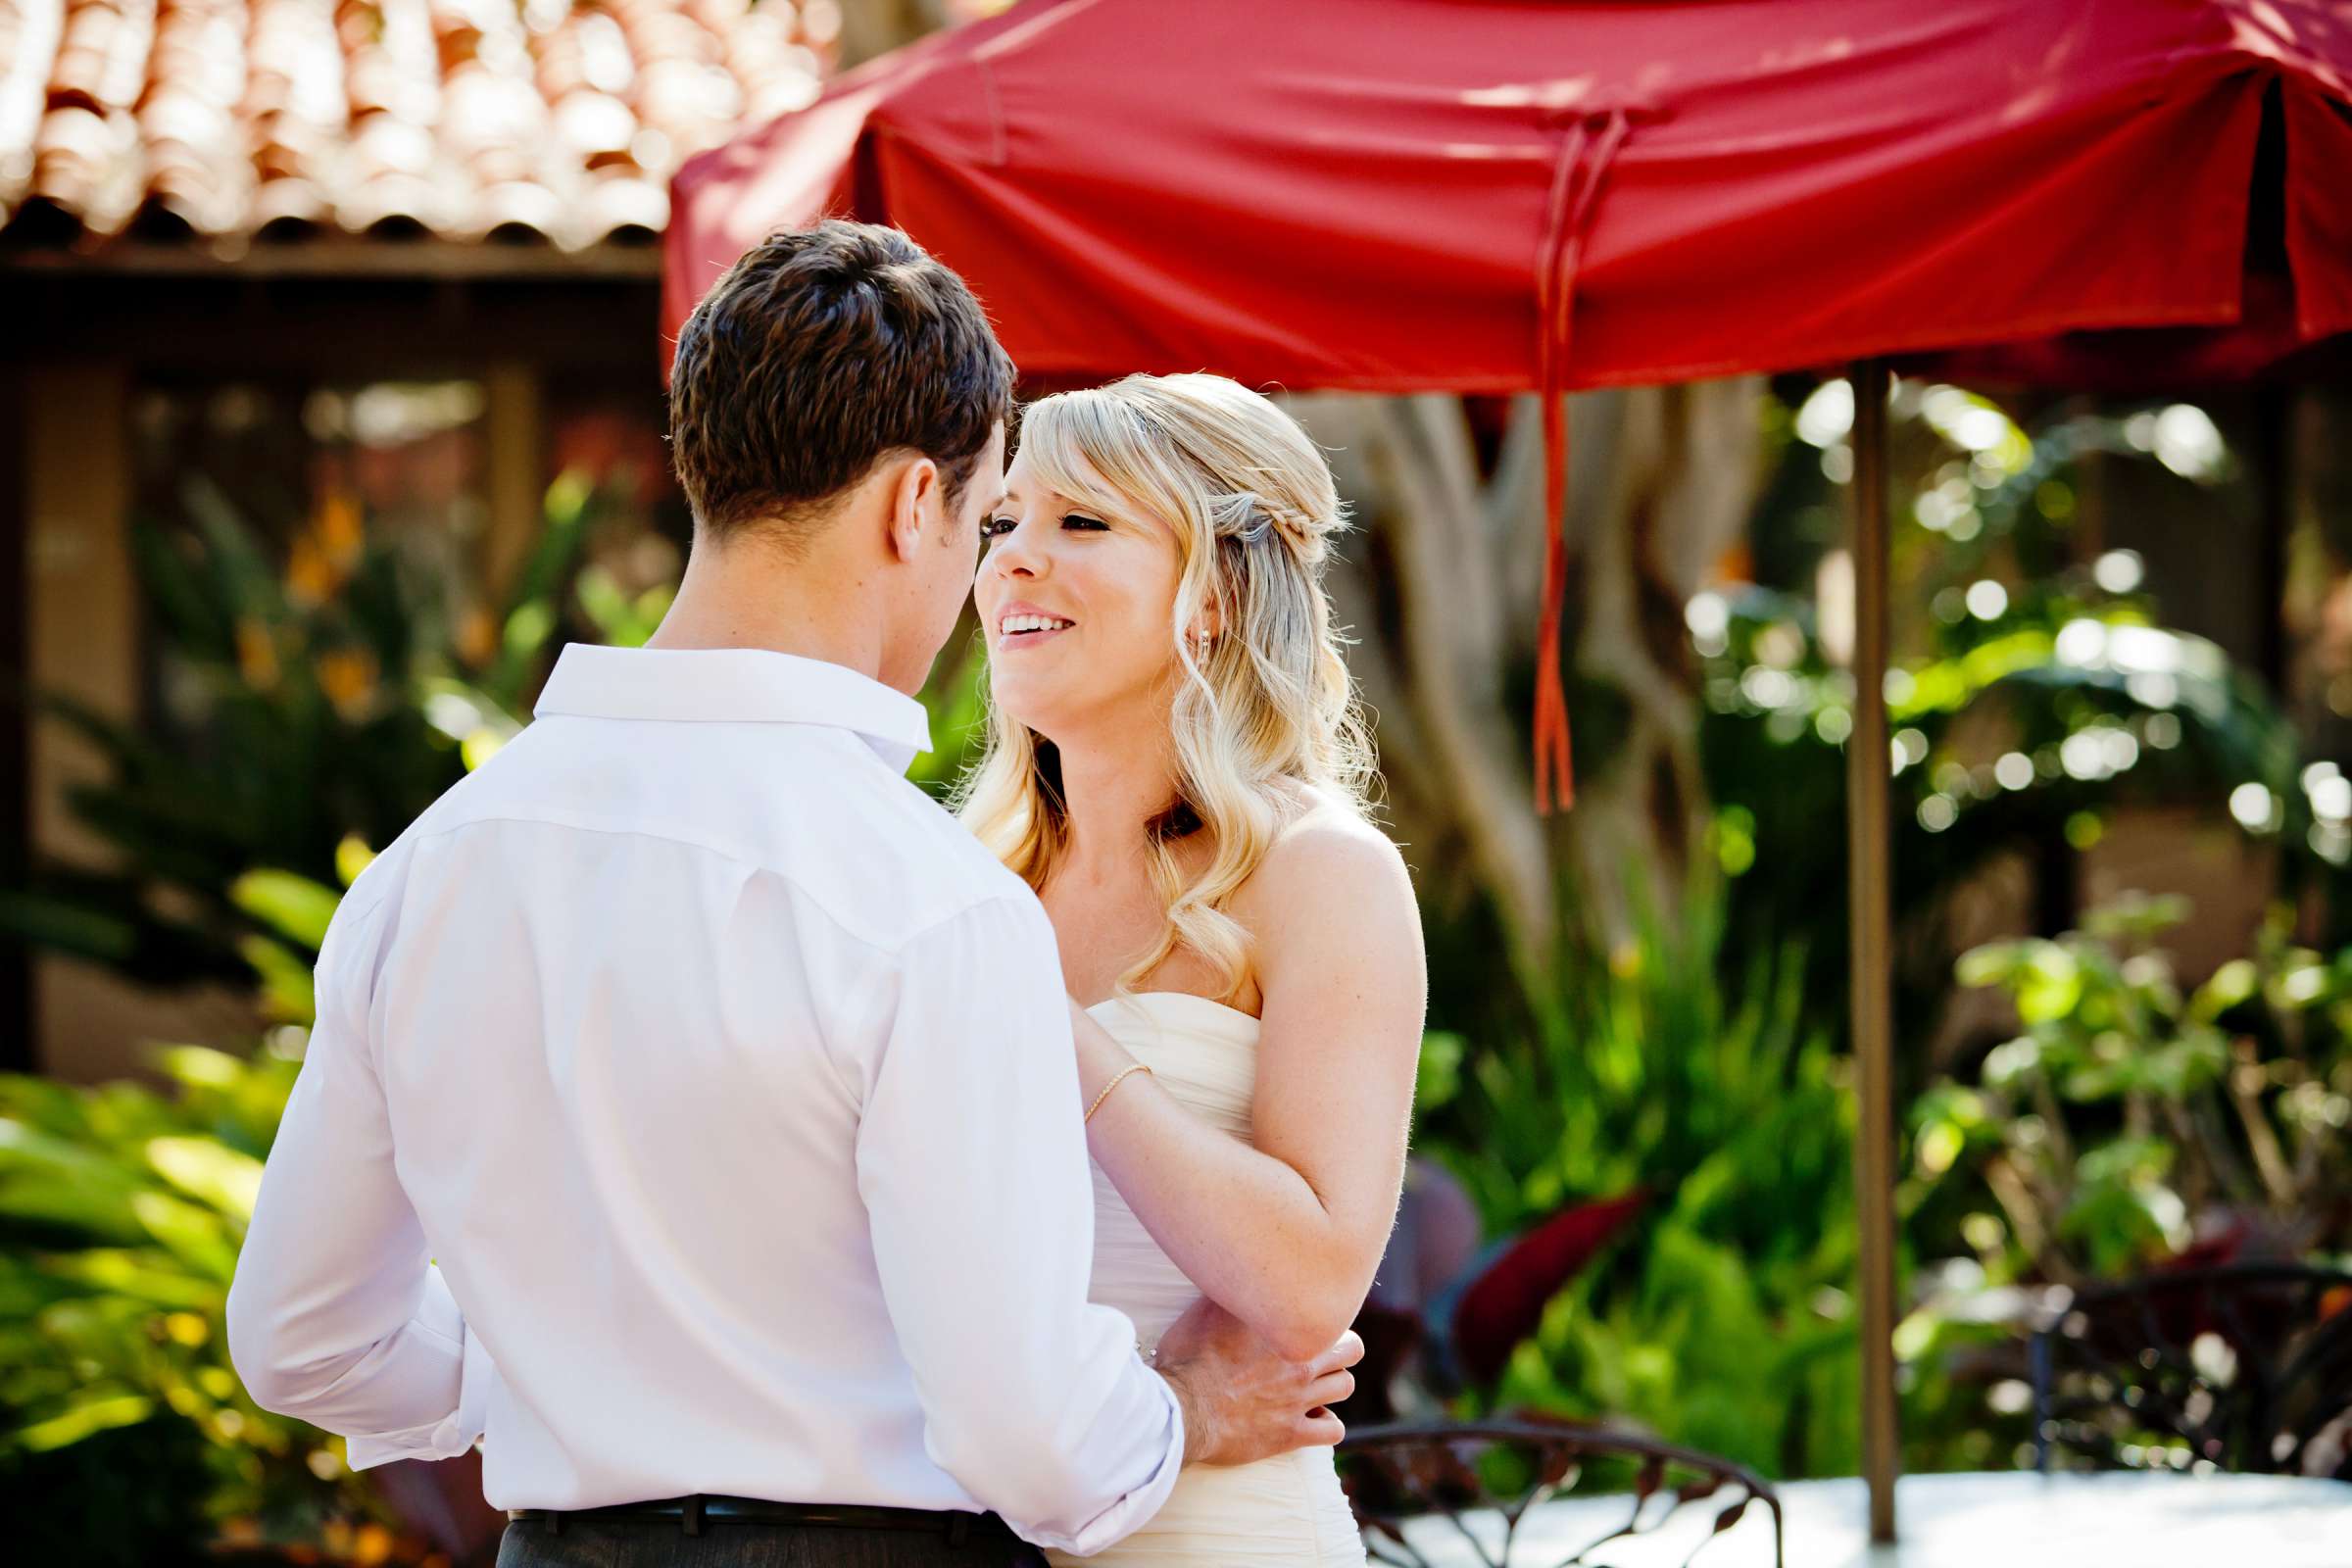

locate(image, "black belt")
(507, 1494), (1016, 1543)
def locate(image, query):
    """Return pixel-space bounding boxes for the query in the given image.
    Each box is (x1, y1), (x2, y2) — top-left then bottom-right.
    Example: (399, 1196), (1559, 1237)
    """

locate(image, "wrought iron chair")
(1338, 1418), (1785, 1568)
(2029, 1260), (2352, 1477)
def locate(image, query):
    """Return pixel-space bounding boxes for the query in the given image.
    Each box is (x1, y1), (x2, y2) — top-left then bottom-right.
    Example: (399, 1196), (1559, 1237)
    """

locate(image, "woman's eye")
(1062, 513), (1108, 531)
(980, 516), (1016, 539)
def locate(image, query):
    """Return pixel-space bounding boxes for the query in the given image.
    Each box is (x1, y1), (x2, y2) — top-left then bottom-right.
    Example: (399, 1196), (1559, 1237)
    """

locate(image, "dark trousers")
(495, 1515), (1050, 1567)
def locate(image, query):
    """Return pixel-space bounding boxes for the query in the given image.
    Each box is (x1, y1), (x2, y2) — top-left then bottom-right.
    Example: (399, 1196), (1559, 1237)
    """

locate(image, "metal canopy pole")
(1847, 358), (1900, 1543)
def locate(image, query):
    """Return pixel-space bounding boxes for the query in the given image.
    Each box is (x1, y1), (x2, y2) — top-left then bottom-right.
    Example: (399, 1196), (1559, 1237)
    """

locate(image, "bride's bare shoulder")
(1234, 788), (1418, 946)
(1224, 788), (1423, 1026)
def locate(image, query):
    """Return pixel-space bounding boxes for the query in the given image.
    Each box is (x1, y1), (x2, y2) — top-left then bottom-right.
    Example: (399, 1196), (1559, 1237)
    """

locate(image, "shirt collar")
(533, 644), (934, 771)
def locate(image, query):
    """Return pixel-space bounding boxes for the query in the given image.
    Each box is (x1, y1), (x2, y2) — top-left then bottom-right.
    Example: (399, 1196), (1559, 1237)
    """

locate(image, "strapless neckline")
(1083, 990), (1260, 1029)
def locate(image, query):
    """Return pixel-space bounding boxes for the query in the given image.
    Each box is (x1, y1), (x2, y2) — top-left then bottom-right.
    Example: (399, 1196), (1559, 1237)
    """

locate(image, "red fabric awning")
(667, 0), (2352, 389)
(664, 0), (2352, 807)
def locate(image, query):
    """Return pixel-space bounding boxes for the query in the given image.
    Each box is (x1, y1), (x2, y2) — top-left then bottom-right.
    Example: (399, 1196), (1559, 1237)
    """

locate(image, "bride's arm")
(1076, 817), (1426, 1363)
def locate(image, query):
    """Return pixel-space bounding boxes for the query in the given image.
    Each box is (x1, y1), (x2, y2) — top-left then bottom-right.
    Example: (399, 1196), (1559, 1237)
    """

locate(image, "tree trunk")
(1290, 381), (1761, 985)
(1293, 394), (1558, 998)
(1566, 380), (1761, 943)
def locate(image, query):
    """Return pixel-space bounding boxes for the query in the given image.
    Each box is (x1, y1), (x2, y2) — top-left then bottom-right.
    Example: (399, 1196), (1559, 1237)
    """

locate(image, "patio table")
(1375, 1469), (2352, 1567)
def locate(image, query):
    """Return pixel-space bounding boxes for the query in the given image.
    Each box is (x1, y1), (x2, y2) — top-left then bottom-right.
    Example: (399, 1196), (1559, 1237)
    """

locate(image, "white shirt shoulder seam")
(397, 806), (1029, 958)
(859, 887), (1045, 963)
(406, 805), (766, 871)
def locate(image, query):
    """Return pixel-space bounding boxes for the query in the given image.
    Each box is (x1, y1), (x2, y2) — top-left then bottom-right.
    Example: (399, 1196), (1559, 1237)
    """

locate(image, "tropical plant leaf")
(228, 870), (341, 954)
(143, 1138), (265, 1223)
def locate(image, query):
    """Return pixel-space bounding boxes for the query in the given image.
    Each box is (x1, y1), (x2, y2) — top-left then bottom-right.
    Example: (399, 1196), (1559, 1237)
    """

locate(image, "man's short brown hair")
(667, 220), (1015, 543)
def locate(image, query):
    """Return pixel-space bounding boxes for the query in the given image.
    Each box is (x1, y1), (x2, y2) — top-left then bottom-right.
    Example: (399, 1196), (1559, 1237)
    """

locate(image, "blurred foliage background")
(6, 370), (2351, 1557)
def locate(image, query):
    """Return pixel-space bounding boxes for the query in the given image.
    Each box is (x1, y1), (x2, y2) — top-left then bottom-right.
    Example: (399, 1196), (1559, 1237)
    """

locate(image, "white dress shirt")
(226, 644), (1184, 1553)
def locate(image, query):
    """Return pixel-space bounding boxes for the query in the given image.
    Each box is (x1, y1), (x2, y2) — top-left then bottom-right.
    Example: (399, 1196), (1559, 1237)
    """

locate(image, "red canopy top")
(666, 0), (2352, 392)
(664, 0), (2352, 808)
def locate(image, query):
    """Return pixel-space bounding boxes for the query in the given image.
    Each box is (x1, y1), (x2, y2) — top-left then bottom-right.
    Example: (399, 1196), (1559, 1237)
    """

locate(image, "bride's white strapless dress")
(1048, 992), (1366, 1568)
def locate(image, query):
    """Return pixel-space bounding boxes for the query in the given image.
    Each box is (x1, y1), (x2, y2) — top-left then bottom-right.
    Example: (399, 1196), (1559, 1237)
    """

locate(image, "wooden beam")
(2254, 383), (2294, 698)
(24, 364), (136, 870)
(0, 367), (28, 1071)
(482, 364), (546, 599)
(0, 275), (668, 381)
(0, 240), (663, 282)
(21, 365), (259, 1081)
(1848, 359), (1901, 1542)
(24, 363), (136, 1077)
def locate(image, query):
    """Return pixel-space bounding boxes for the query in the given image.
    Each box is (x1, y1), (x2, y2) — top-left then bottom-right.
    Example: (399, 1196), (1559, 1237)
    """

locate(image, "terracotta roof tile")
(0, 0), (835, 255)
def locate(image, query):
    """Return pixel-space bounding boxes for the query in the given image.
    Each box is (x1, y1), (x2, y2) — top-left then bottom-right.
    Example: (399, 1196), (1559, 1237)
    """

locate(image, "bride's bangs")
(1015, 394), (1181, 544)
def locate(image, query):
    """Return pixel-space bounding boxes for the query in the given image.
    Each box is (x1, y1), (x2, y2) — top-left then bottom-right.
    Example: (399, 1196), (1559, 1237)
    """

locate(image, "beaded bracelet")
(1085, 1062), (1153, 1123)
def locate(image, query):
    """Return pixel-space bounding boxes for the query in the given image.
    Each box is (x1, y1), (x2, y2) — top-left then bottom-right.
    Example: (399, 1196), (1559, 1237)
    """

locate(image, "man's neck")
(645, 533), (889, 683)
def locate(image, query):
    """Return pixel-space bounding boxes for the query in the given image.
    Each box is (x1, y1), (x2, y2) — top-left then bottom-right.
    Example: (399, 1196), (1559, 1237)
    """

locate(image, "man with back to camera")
(225, 220), (1364, 1567)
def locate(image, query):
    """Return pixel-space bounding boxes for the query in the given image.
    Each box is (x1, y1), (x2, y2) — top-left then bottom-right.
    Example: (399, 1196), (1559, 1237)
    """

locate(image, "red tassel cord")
(1530, 103), (1638, 815)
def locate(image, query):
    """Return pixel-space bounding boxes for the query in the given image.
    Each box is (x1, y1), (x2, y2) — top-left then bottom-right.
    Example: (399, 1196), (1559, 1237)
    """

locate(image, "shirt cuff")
(345, 1268), (491, 1471)
(1023, 1369), (1187, 1556)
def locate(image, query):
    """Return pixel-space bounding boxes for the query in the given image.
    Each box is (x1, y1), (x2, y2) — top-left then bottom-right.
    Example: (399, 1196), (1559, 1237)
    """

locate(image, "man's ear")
(886, 455), (941, 564)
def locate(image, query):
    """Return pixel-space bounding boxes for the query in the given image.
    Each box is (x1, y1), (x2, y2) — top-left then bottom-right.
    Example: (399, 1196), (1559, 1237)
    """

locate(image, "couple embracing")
(227, 220), (1426, 1567)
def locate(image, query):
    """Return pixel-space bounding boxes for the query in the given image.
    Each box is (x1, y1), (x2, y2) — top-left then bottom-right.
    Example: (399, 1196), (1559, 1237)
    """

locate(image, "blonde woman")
(960, 374), (1426, 1566)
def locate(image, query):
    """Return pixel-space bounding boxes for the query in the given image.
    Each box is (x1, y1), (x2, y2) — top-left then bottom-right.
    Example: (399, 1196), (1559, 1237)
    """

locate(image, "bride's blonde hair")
(954, 373), (1374, 1003)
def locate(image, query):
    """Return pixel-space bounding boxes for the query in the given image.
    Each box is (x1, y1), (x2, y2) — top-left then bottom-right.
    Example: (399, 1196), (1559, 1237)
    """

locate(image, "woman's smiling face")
(974, 447), (1189, 740)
